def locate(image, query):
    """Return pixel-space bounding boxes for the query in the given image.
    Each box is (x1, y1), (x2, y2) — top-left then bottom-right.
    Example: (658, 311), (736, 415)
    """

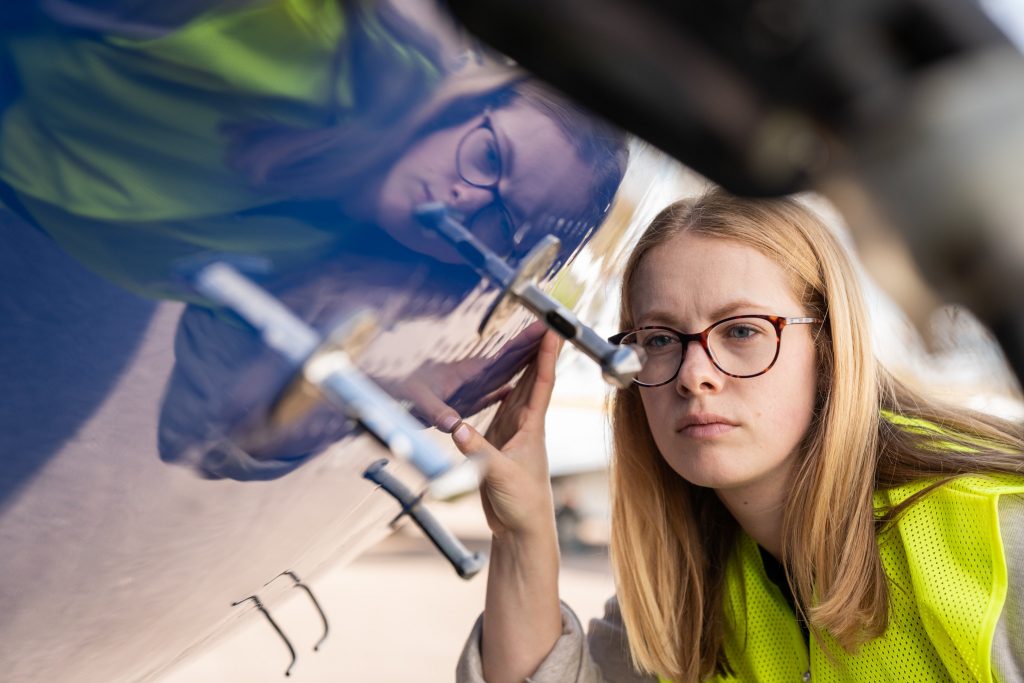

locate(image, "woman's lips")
(680, 422), (736, 439)
(677, 413), (738, 439)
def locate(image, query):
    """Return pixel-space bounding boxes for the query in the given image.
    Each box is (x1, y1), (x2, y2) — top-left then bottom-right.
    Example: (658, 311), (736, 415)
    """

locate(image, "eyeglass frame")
(454, 108), (518, 248)
(608, 314), (824, 386)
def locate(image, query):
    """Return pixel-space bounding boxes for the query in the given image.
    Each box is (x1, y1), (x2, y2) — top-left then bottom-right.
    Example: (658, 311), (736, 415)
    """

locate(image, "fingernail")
(438, 414), (460, 433)
(453, 423), (470, 445)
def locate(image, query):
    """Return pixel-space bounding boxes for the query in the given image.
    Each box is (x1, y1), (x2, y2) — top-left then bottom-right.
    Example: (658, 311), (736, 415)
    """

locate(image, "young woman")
(0, 0), (625, 299)
(451, 188), (1024, 682)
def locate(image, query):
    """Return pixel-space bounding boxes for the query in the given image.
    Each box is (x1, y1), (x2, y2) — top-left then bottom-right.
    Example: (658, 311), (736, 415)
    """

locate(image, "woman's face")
(374, 100), (594, 262)
(630, 231), (819, 498)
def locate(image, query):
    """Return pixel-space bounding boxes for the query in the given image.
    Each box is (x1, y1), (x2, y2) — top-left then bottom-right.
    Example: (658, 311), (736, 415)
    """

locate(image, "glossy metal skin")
(0, 195), (600, 683)
(0, 3), (624, 681)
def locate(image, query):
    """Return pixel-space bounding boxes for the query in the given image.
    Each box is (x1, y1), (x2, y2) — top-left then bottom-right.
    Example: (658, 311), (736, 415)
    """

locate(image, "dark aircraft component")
(446, 0), (1024, 384)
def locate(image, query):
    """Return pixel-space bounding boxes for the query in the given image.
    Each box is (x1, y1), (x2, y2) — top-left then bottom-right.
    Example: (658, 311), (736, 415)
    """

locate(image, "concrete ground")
(156, 493), (615, 683)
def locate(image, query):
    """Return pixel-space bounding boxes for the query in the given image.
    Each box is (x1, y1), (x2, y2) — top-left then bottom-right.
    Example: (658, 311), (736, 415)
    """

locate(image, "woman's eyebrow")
(637, 300), (770, 328)
(707, 299), (770, 320)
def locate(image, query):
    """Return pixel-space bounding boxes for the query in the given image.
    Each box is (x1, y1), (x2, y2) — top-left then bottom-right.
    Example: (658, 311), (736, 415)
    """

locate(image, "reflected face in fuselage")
(374, 100), (594, 263)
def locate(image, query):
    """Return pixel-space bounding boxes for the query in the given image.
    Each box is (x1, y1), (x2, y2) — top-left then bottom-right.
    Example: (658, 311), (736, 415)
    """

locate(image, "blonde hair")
(229, 64), (626, 228)
(609, 188), (1023, 681)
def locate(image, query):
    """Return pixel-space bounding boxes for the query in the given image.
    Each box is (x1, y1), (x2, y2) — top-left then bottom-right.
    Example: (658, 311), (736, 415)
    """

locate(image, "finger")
(451, 419), (515, 487)
(400, 379), (461, 433)
(478, 383), (513, 408)
(483, 362), (538, 446)
(463, 385), (513, 434)
(451, 419), (501, 460)
(522, 330), (563, 425)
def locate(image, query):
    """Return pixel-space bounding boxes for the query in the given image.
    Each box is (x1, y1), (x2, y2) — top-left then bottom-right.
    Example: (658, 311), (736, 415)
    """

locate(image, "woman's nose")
(448, 181), (496, 216)
(676, 340), (723, 395)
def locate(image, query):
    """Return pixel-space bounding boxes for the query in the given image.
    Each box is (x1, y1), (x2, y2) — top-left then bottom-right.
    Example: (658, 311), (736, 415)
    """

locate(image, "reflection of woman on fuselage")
(452, 189), (1024, 682)
(0, 0), (626, 300)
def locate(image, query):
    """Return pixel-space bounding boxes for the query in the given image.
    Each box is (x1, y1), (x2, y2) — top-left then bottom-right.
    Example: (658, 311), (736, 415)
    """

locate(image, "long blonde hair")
(609, 188), (1023, 681)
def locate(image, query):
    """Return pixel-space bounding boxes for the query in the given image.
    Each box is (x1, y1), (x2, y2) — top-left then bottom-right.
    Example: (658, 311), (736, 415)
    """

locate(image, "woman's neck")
(714, 461), (796, 560)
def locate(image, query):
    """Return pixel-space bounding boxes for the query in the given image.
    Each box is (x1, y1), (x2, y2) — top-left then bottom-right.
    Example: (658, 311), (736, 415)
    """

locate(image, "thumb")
(450, 420), (504, 483)
(450, 419), (497, 458)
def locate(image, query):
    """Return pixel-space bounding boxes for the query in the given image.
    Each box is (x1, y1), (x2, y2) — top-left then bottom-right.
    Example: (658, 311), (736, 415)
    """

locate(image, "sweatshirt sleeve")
(455, 598), (656, 683)
(993, 493), (1024, 682)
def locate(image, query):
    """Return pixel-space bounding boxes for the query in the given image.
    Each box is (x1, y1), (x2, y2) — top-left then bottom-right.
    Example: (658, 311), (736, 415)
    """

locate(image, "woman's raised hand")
(450, 330), (566, 683)
(449, 330), (563, 540)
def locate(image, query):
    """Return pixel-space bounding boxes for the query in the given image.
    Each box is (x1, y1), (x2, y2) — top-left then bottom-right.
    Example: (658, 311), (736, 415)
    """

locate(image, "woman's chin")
(665, 454), (749, 491)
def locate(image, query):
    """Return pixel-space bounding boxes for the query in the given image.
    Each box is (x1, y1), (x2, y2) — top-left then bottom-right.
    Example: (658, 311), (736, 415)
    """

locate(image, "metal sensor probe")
(414, 202), (644, 388)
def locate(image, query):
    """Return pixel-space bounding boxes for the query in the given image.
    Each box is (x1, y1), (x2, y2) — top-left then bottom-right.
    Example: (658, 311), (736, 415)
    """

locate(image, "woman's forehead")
(629, 232), (802, 323)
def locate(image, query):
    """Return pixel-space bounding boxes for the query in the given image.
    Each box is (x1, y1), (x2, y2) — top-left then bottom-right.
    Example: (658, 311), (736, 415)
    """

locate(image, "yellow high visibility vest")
(660, 473), (1024, 682)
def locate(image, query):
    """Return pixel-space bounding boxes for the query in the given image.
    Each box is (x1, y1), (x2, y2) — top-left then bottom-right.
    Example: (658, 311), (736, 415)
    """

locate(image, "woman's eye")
(468, 136), (501, 177)
(643, 334), (678, 349)
(459, 127), (503, 185)
(724, 325), (759, 340)
(479, 138), (501, 175)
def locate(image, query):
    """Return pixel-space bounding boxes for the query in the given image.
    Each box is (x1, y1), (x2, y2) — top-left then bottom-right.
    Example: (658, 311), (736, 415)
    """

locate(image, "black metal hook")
(363, 458), (486, 579)
(268, 571), (330, 652)
(231, 595), (297, 677)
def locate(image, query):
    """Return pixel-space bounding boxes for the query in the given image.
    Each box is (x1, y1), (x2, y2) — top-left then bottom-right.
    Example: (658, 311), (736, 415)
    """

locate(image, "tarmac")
(156, 491), (615, 683)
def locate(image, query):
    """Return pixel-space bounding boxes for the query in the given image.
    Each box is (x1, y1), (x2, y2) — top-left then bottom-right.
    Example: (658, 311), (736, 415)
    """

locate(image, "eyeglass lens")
(457, 125), (501, 187)
(622, 317), (780, 384)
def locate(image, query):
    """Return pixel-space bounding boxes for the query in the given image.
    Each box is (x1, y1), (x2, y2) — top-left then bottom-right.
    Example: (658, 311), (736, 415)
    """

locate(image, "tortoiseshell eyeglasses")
(609, 314), (823, 387)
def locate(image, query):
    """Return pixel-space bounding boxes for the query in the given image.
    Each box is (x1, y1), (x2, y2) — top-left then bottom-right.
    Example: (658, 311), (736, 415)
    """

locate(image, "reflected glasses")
(609, 315), (823, 387)
(455, 109), (517, 250)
